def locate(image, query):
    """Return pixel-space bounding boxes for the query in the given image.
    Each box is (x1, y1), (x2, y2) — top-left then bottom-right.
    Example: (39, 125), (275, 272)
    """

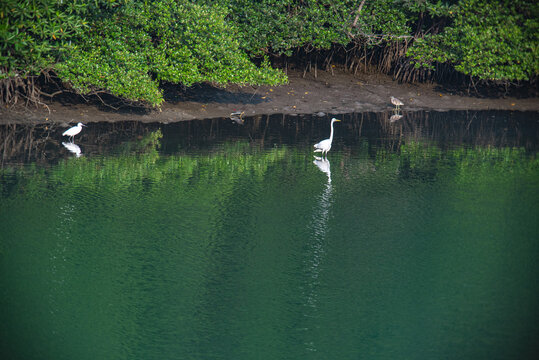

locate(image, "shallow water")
(1, 111), (538, 359)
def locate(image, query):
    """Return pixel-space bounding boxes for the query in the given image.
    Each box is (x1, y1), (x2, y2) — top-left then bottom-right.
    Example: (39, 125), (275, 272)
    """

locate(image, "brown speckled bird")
(390, 96), (404, 110)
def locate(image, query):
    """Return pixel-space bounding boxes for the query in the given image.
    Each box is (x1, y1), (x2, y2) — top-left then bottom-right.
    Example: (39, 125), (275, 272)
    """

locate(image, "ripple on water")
(1, 111), (538, 359)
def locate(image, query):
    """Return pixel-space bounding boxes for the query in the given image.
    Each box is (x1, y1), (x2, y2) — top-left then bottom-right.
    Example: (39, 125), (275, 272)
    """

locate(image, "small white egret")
(390, 96), (404, 110)
(62, 122), (86, 142)
(314, 118), (341, 157)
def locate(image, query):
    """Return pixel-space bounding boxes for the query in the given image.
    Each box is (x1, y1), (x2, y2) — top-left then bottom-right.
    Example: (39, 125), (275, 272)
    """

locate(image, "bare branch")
(352, 0), (367, 28)
(92, 92), (121, 110)
(38, 89), (65, 98)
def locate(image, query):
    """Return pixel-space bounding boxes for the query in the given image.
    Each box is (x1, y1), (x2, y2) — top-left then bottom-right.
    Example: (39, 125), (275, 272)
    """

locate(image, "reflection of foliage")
(390, 141), (538, 183)
(341, 139), (538, 189)
(1, 133), (537, 354)
(119, 129), (163, 155)
(0, 131), (288, 200)
(2, 132), (536, 207)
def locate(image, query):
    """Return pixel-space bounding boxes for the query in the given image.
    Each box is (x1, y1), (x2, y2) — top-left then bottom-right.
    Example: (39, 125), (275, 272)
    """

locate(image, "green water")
(1, 111), (538, 359)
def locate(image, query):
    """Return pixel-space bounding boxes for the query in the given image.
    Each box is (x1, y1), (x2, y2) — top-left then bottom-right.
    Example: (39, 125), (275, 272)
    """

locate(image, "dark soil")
(1, 70), (538, 125)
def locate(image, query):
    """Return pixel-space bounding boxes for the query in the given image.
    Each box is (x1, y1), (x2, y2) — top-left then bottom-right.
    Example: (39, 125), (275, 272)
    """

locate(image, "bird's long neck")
(329, 121), (335, 142)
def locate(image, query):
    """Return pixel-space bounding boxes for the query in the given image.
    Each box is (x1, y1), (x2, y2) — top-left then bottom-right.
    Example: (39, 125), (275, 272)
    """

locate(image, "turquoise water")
(1, 111), (538, 359)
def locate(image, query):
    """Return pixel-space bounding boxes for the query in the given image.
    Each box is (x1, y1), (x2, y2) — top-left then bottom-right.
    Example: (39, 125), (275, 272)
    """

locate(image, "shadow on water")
(1, 110), (537, 167)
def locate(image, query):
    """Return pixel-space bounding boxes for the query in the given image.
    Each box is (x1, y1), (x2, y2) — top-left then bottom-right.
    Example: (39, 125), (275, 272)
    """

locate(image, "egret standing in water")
(390, 96), (404, 111)
(314, 118), (341, 157)
(62, 122), (86, 142)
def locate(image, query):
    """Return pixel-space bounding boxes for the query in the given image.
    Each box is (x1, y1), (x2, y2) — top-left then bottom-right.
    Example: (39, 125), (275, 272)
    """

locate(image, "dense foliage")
(408, 0), (539, 82)
(1, 0), (286, 106)
(199, 0), (442, 55)
(55, 0), (286, 106)
(0, 0), (88, 78)
(1, 0), (537, 107)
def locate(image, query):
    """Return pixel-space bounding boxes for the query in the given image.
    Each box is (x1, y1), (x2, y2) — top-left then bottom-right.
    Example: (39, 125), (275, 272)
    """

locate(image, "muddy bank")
(1, 70), (538, 125)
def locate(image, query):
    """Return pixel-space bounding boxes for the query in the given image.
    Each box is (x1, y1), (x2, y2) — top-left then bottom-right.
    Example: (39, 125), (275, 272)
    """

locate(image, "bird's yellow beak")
(335, 119), (341, 122)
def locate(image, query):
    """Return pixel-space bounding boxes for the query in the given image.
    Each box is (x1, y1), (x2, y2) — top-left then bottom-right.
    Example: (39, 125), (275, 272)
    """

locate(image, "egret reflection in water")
(313, 156), (331, 183)
(303, 156), (334, 352)
(62, 142), (82, 157)
(311, 156), (333, 237)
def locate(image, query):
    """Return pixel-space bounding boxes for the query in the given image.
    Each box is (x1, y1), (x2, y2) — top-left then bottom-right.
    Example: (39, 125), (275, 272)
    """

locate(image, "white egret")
(314, 118), (341, 157)
(62, 122), (86, 142)
(390, 96), (404, 110)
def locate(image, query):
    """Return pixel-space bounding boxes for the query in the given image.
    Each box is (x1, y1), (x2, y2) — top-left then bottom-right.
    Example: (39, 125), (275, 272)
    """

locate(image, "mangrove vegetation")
(1, 0), (537, 107)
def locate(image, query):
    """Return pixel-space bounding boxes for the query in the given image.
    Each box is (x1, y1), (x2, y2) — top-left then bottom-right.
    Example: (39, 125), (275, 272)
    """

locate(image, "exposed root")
(0, 70), (62, 109)
(1, 70), (151, 111)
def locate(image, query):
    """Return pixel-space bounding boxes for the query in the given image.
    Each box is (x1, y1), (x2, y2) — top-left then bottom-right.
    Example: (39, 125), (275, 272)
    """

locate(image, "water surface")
(1, 111), (538, 359)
